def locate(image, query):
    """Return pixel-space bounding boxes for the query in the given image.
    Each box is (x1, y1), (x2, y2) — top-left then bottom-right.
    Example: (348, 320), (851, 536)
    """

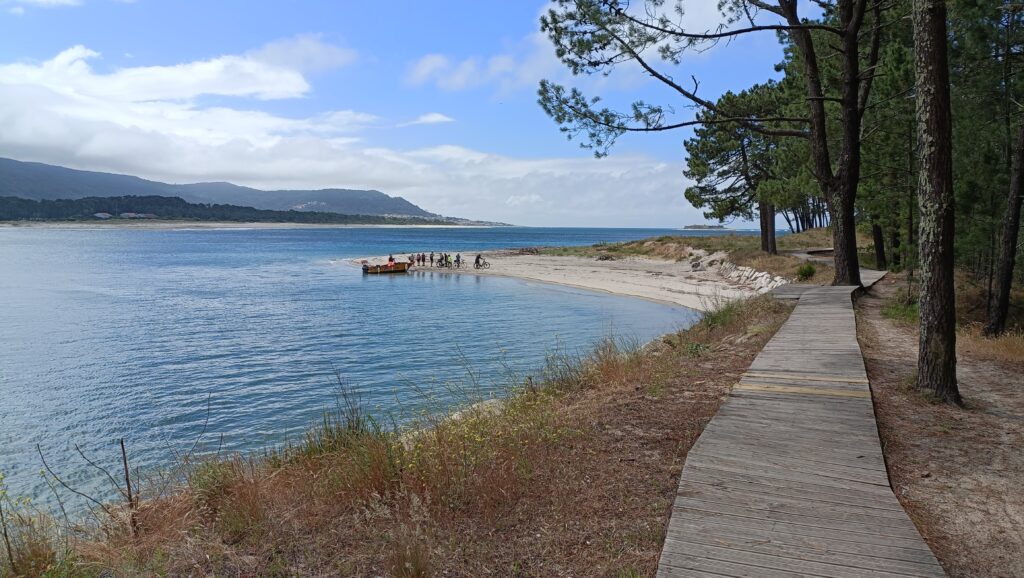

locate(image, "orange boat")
(361, 261), (412, 274)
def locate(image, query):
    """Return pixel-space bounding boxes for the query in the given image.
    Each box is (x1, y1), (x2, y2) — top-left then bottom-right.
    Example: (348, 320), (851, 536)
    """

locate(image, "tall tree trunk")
(913, 0), (960, 404)
(767, 203), (778, 255)
(984, 121), (1024, 336)
(782, 210), (796, 234)
(871, 220), (888, 270)
(759, 200), (771, 252)
(827, 180), (863, 285)
(783, 0), (869, 287)
(891, 229), (902, 268)
(906, 117), (916, 273)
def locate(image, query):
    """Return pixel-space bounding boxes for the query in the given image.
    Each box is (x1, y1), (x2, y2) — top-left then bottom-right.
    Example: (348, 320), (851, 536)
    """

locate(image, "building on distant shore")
(93, 212), (112, 219)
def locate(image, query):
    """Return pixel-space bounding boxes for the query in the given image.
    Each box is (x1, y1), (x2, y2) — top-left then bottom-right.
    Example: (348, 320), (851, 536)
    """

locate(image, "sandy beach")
(356, 249), (788, 311)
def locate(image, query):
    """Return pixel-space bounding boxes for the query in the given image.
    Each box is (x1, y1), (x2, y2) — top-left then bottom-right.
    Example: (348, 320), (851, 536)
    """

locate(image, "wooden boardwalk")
(657, 273), (945, 577)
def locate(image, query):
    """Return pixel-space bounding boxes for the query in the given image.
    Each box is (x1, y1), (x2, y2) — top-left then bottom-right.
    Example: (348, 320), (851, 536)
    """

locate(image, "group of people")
(403, 252), (485, 268)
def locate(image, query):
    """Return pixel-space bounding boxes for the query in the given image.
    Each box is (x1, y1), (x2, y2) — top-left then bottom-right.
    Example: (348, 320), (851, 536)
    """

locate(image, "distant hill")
(0, 157), (439, 218)
(0, 195), (459, 226)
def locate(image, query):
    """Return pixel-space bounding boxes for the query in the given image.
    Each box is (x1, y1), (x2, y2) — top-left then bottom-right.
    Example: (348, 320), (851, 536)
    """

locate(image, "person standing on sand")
(430, 252), (435, 266)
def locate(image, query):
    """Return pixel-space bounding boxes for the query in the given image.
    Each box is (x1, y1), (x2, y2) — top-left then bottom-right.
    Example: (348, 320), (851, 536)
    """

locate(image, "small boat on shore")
(362, 261), (412, 274)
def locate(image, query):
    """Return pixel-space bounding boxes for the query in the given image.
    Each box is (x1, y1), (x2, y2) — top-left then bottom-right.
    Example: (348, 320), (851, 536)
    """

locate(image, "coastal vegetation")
(540, 228), (1024, 357)
(0, 296), (793, 577)
(0, 196), (464, 226)
(536, 0), (1024, 404)
(538, 228), (852, 284)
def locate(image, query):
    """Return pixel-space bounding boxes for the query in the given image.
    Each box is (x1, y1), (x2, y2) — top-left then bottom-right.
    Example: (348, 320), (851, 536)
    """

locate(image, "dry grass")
(878, 273), (1024, 365)
(538, 228), (855, 283)
(957, 324), (1024, 364)
(2, 296), (794, 578)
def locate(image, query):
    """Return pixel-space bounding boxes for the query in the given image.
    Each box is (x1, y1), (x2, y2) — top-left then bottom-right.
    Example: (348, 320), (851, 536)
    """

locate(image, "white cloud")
(1, 45), (311, 101)
(0, 45), (699, 227)
(8, 5), (24, 14)
(404, 4), (772, 97)
(401, 112), (455, 127)
(247, 34), (357, 74)
(405, 32), (562, 93)
(406, 53), (450, 85)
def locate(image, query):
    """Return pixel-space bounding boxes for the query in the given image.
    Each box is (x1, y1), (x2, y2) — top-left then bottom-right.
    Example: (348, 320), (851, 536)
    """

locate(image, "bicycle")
(474, 260), (491, 270)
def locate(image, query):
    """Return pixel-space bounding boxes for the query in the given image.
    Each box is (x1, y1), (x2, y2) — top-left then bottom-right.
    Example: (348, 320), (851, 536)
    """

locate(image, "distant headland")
(0, 157), (509, 226)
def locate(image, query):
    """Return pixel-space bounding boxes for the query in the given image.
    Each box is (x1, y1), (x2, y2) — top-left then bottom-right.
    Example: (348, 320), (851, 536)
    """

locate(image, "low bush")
(796, 262), (816, 281)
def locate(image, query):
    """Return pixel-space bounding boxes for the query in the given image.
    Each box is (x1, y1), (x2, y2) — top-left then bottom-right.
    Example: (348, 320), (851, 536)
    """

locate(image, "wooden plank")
(678, 482), (916, 524)
(662, 539), (943, 577)
(669, 517), (941, 564)
(673, 506), (938, 552)
(664, 528), (945, 575)
(742, 372), (872, 385)
(734, 383), (873, 398)
(656, 271), (946, 577)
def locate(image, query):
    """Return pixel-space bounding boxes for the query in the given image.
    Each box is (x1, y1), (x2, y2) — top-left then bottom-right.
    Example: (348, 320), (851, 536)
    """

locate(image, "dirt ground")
(857, 275), (1024, 578)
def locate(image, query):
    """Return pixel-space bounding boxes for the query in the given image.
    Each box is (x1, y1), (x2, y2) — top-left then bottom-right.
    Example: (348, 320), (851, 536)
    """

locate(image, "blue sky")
(0, 0), (795, 226)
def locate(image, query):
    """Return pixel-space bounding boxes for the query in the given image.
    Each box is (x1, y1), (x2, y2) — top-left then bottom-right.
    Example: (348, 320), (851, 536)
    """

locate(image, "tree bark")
(759, 200), (770, 252)
(891, 229), (902, 268)
(984, 120), (1024, 336)
(782, 0), (867, 286)
(913, 0), (960, 404)
(767, 203), (778, 255)
(871, 220), (888, 270)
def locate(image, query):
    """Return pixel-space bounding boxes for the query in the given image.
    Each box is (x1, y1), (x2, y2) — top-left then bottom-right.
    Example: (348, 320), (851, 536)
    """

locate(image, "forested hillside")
(0, 195), (455, 225)
(0, 157), (438, 218)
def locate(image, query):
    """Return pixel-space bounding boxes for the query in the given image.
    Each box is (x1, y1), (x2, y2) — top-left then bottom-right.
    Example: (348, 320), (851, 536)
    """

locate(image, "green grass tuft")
(796, 262), (816, 281)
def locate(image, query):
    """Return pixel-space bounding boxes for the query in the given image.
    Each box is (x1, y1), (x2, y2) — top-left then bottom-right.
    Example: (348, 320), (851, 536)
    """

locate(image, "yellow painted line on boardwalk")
(744, 372), (870, 385)
(735, 383), (872, 399)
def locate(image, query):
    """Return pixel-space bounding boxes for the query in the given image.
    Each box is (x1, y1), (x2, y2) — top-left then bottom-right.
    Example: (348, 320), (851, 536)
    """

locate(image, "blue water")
(0, 226), (747, 507)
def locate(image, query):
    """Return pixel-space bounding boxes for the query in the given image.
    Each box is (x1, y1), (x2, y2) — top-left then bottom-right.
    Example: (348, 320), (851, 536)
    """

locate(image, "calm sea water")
(0, 226), (750, 507)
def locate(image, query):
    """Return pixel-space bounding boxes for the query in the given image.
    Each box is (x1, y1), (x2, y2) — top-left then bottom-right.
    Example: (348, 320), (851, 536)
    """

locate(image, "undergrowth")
(879, 276), (1024, 365)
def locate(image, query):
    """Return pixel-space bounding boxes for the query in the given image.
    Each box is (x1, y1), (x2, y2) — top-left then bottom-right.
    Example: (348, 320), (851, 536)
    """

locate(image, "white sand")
(354, 250), (787, 312)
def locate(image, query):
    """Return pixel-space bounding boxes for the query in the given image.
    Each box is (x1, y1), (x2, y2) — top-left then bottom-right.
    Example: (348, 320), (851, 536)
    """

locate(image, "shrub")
(700, 299), (741, 329)
(685, 342), (710, 357)
(796, 262), (816, 281)
(882, 287), (919, 324)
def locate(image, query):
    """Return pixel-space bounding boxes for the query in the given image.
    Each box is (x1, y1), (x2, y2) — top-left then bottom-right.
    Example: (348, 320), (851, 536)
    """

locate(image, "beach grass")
(1, 295), (793, 578)
(536, 228), (853, 283)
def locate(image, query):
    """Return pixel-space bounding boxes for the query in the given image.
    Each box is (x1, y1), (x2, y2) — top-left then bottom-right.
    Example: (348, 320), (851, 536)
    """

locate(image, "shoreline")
(354, 249), (788, 312)
(0, 220), (494, 230)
